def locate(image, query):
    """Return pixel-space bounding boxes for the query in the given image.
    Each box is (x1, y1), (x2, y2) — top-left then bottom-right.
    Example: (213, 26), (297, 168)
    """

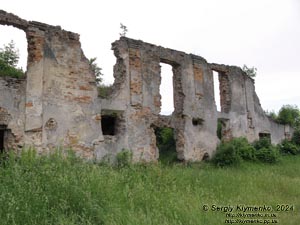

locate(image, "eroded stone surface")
(0, 10), (290, 161)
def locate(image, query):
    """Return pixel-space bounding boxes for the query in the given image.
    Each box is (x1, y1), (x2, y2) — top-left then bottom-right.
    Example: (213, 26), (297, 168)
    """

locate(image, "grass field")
(0, 151), (299, 225)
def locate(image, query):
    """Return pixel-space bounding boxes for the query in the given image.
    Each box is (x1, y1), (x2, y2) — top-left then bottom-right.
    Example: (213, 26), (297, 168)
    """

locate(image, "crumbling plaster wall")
(0, 77), (26, 150)
(0, 10), (102, 158)
(210, 63), (289, 144)
(99, 38), (220, 162)
(0, 10), (289, 162)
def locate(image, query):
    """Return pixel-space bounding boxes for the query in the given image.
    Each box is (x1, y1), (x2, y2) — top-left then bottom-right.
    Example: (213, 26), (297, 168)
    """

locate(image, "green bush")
(277, 105), (300, 127)
(212, 141), (242, 167)
(212, 137), (282, 166)
(292, 129), (300, 146)
(278, 139), (300, 155)
(255, 146), (279, 163)
(252, 138), (280, 163)
(252, 137), (271, 150)
(212, 137), (255, 167)
(233, 137), (256, 161)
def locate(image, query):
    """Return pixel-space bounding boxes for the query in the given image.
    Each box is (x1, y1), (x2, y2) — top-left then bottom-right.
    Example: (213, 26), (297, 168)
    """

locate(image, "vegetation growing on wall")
(98, 84), (113, 98)
(265, 105), (300, 129)
(89, 57), (103, 85)
(0, 40), (24, 78)
(242, 64), (257, 78)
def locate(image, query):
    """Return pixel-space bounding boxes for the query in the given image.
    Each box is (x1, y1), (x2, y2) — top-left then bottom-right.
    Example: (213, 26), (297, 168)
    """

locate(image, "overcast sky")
(1, 0), (299, 114)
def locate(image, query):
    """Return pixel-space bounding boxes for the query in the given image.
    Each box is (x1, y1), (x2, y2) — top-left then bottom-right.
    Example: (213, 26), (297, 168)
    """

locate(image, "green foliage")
(212, 140), (242, 167)
(88, 57), (103, 85)
(292, 129), (300, 146)
(277, 105), (300, 128)
(0, 40), (19, 67)
(234, 138), (256, 161)
(252, 138), (280, 163)
(265, 110), (278, 121)
(98, 84), (113, 98)
(155, 127), (177, 165)
(116, 149), (133, 167)
(0, 59), (24, 78)
(242, 64), (257, 78)
(212, 137), (256, 167)
(278, 139), (300, 155)
(0, 40), (24, 78)
(0, 150), (300, 224)
(252, 137), (272, 150)
(254, 147), (279, 163)
(212, 137), (282, 166)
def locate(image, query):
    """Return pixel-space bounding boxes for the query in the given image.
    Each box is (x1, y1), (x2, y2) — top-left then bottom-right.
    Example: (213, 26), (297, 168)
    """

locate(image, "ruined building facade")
(0, 10), (291, 161)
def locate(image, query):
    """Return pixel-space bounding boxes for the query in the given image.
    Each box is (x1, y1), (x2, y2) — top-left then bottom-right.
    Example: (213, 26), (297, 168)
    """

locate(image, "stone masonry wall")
(0, 10), (290, 162)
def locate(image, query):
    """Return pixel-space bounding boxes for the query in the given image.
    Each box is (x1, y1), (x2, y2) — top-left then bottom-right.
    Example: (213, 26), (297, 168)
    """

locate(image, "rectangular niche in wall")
(259, 132), (271, 141)
(101, 110), (124, 136)
(101, 115), (116, 135)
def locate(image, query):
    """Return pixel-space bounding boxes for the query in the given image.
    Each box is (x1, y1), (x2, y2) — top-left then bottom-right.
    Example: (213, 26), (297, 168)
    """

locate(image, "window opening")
(159, 63), (174, 115)
(259, 132), (271, 141)
(213, 70), (221, 112)
(0, 25), (27, 73)
(101, 115), (117, 136)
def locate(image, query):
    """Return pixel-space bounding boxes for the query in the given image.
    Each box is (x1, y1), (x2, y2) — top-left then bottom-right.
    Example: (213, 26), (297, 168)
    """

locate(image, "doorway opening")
(159, 63), (174, 115)
(154, 127), (177, 164)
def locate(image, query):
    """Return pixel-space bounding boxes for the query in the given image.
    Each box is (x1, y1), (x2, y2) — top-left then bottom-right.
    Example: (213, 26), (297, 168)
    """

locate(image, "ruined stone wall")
(99, 38), (219, 162)
(0, 77), (26, 150)
(0, 10), (289, 162)
(210, 64), (289, 144)
(0, 10), (102, 158)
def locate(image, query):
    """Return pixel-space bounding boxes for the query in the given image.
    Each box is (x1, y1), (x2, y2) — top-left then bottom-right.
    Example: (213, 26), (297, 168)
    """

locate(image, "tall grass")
(0, 150), (299, 224)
